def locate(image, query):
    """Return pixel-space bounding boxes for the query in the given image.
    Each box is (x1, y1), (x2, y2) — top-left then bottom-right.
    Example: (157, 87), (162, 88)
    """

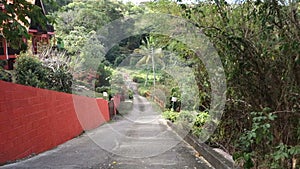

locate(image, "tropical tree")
(135, 36), (164, 87)
(145, 0), (300, 168)
(0, 0), (48, 49)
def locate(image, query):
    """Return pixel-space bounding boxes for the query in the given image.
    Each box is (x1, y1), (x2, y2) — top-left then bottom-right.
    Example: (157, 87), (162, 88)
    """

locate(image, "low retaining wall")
(166, 121), (240, 169)
(112, 94), (121, 115)
(0, 80), (114, 165)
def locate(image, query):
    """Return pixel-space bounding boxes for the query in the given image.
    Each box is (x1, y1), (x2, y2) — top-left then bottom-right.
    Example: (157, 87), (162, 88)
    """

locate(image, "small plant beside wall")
(0, 60), (12, 82)
(233, 110), (300, 169)
(162, 109), (210, 135)
(162, 110), (179, 123)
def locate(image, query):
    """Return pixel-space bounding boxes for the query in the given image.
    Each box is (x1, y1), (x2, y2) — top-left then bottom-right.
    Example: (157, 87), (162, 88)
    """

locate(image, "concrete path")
(2, 95), (214, 169)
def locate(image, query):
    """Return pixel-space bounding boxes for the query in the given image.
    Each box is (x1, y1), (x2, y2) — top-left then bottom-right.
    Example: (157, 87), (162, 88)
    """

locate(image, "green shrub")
(95, 63), (112, 88)
(194, 112), (210, 127)
(192, 112), (210, 136)
(128, 89), (134, 99)
(177, 110), (194, 123)
(110, 72), (126, 96)
(0, 60), (6, 67)
(15, 53), (73, 93)
(233, 111), (277, 169)
(95, 86), (110, 93)
(162, 110), (179, 123)
(162, 109), (210, 136)
(110, 73), (124, 85)
(46, 67), (73, 93)
(0, 68), (12, 82)
(15, 55), (48, 88)
(137, 86), (149, 97)
(0, 60), (12, 82)
(132, 76), (145, 83)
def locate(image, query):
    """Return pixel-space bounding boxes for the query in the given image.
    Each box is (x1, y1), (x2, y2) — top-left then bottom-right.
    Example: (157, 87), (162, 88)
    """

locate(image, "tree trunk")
(151, 47), (155, 88)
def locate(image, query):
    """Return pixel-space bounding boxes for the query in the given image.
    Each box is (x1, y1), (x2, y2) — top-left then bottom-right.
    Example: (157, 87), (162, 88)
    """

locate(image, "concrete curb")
(166, 121), (240, 169)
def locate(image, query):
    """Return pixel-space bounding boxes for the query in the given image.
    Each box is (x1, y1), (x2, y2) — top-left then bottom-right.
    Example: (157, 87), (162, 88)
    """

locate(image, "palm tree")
(135, 36), (164, 87)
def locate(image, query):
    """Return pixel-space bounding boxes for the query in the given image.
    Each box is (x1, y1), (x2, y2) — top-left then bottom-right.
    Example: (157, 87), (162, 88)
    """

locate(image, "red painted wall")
(96, 98), (110, 122)
(0, 80), (110, 165)
(112, 94), (121, 115)
(73, 95), (109, 130)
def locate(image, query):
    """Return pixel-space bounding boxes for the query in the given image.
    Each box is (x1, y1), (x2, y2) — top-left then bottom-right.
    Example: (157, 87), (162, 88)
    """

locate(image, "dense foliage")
(15, 55), (48, 88)
(0, 0), (48, 50)
(95, 63), (112, 88)
(0, 60), (12, 82)
(146, 0), (300, 168)
(15, 52), (72, 93)
(53, 0), (145, 69)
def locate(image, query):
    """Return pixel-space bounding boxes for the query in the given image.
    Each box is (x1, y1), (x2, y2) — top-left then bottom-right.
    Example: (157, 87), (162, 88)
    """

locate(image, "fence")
(144, 91), (165, 109)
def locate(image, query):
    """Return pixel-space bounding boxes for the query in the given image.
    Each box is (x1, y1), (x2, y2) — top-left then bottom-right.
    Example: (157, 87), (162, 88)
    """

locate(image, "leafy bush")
(39, 48), (73, 93)
(233, 111), (277, 168)
(110, 72), (126, 96)
(158, 71), (171, 84)
(193, 112), (210, 127)
(232, 111), (300, 168)
(95, 86), (110, 93)
(270, 144), (300, 169)
(163, 109), (210, 136)
(192, 112), (210, 136)
(0, 60), (6, 67)
(95, 63), (112, 88)
(128, 89), (134, 99)
(46, 68), (72, 93)
(137, 86), (149, 97)
(15, 55), (48, 88)
(0, 68), (12, 82)
(15, 53), (73, 93)
(162, 110), (179, 123)
(110, 73), (124, 86)
(132, 76), (145, 83)
(0, 60), (12, 82)
(177, 110), (194, 123)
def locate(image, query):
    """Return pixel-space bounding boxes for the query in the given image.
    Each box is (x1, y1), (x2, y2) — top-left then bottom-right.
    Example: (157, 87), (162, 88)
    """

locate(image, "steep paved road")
(2, 94), (214, 169)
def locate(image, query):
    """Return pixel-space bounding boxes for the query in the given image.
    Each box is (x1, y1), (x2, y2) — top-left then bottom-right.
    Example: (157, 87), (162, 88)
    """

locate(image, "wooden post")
(3, 39), (8, 60)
